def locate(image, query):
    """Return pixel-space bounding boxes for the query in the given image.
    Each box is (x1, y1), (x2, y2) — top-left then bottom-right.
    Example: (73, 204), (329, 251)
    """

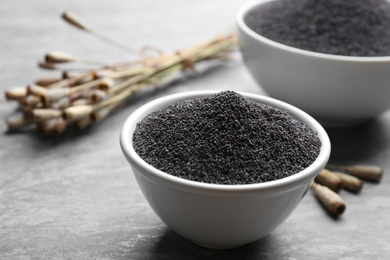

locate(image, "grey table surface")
(1, 0), (389, 259)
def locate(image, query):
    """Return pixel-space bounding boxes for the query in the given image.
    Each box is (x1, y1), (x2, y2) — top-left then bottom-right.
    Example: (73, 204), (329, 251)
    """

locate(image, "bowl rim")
(120, 90), (331, 195)
(236, 0), (390, 63)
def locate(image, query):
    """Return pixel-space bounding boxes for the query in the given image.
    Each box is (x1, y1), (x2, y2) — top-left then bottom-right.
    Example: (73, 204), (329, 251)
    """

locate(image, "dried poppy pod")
(70, 98), (88, 106)
(38, 61), (64, 70)
(344, 165), (383, 182)
(62, 11), (89, 31)
(311, 182), (346, 216)
(32, 108), (62, 121)
(40, 88), (71, 106)
(22, 95), (41, 107)
(97, 77), (115, 91)
(62, 70), (80, 79)
(35, 77), (62, 87)
(327, 164), (383, 182)
(62, 105), (94, 121)
(88, 89), (108, 103)
(38, 117), (67, 136)
(50, 97), (71, 110)
(331, 171), (364, 193)
(63, 71), (97, 86)
(45, 51), (77, 63)
(27, 84), (47, 96)
(5, 87), (27, 100)
(315, 169), (343, 192)
(6, 116), (33, 131)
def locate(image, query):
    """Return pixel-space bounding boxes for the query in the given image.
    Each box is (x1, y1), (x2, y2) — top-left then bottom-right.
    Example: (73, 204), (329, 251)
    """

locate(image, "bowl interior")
(120, 90), (331, 195)
(237, 0), (390, 62)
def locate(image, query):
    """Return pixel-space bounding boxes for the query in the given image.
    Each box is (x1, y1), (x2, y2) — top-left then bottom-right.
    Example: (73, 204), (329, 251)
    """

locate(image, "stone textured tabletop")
(1, 0), (389, 259)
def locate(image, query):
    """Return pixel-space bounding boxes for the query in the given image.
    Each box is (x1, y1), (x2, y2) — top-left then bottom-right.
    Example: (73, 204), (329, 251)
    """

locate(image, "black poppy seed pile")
(244, 0), (390, 57)
(133, 91), (321, 185)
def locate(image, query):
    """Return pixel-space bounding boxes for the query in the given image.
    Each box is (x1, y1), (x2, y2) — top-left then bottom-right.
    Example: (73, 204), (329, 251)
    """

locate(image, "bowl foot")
(192, 240), (246, 250)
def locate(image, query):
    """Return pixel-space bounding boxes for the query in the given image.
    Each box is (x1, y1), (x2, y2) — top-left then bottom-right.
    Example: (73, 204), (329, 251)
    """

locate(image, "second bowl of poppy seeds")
(236, 0), (390, 126)
(133, 91), (321, 185)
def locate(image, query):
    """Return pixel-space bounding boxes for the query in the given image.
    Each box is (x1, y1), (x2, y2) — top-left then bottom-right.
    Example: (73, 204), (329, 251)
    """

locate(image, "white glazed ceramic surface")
(120, 91), (331, 249)
(237, 0), (390, 127)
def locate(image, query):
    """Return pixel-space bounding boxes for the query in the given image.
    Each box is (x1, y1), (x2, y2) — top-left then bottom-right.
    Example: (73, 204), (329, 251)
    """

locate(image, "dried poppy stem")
(146, 63), (183, 85)
(311, 182), (346, 216)
(327, 164), (383, 182)
(331, 171), (364, 193)
(45, 51), (111, 66)
(44, 71), (98, 89)
(69, 79), (102, 93)
(107, 71), (154, 94)
(62, 11), (141, 55)
(90, 104), (115, 122)
(103, 50), (198, 95)
(94, 84), (144, 110)
(95, 67), (147, 90)
(48, 87), (92, 109)
(314, 169), (343, 192)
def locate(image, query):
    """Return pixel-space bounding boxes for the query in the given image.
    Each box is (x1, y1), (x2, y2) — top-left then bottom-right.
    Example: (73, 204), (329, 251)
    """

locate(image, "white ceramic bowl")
(237, 0), (390, 127)
(120, 90), (331, 249)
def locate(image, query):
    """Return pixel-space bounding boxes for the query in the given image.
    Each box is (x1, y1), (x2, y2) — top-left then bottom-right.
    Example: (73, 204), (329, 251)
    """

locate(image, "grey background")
(1, 0), (389, 259)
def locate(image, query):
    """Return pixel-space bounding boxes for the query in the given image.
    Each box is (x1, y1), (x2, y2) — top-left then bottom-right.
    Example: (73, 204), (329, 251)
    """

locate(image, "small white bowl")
(237, 0), (390, 127)
(120, 90), (330, 249)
